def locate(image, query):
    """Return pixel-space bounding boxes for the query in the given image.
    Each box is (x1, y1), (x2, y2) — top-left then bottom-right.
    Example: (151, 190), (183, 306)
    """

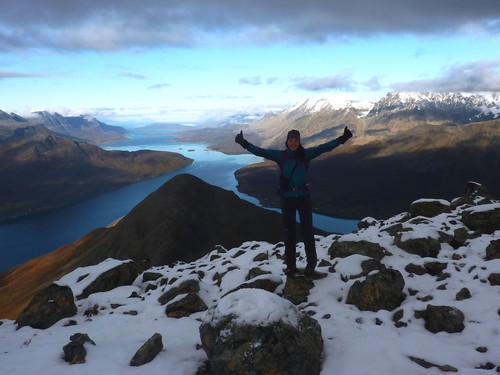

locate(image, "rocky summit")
(0, 181), (499, 374)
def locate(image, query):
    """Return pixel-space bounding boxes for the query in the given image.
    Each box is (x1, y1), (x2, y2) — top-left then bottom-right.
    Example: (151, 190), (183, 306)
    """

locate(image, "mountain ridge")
(28, 111), (128, 143)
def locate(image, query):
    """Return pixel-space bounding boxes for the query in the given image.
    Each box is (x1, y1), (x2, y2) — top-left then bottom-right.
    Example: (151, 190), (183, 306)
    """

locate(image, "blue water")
(0, 131), (358, 272)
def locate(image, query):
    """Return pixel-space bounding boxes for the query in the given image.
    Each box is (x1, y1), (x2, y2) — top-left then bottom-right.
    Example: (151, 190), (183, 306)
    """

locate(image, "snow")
(286, 94), (374, 114)
(1, 201), (500, 374)
(203, 288), (300, 328)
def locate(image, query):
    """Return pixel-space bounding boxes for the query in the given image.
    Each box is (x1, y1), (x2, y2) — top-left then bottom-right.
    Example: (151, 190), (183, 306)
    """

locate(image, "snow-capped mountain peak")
(285, 94), (374, 116)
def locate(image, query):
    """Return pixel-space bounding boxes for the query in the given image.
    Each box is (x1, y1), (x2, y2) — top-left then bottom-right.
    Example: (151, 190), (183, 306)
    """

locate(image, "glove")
(337, 126), (353, 144)
(235, 130), (250, 149)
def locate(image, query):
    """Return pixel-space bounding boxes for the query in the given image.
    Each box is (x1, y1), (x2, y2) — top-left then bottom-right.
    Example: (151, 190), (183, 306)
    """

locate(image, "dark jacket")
(246, 138), (342, 198)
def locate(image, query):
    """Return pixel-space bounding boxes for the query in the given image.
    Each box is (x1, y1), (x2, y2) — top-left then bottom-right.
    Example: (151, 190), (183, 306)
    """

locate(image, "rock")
(328, 240), (388, 260)
(62, 333), (96, 364)
(199, 289), (323, 375)
(360, 258), (386, 275)
(142, 271), (163, 282)
(423, 261), (448, 276)
(423, 305), (465, 333)
(346, 269), (405, 312)
(405, 263), (427, 275)
(158, 279), (200, 305)
(488, 273), (500, 286)
(225, 277), (282, 297)
(410, 198), (451, 218)
(77, 261), (142, 300)
(357, 217), (379, 230)
(408, 356), (458, 372)
(394, 235), (441, 258)
(16, 283), (77, 329)
(486, 239), (500, 260)
(245, 267), (272, 280)
(456, 288), (471, 301)
(282, 275), (315, 305)
(130, 333), (163, 366)
(450, 227), (470, 249)
(165, 293), (208, 318)
(462, 204), (500, 234)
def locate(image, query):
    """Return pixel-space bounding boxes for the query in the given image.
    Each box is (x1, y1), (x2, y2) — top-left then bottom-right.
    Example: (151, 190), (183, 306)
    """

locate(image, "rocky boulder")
(486, 239), (500, 260)
(165, 293), (208, 318)
(394, 235), (441, 258)
(346, 269), (405, 312)
(421, 305), (465, 333)
(77, 260), (143, 300)
(282, 275), (315, 305)
(461, 204), (500, 234)
(199, 289), (323, 375)
(62, 333), (96, 364)
(409, 198), (451, 218)
(16, 283), (77, 329)
(328, 240), (388, 260)
(158, 278), (200, 305)
(130, 333), (163, 366)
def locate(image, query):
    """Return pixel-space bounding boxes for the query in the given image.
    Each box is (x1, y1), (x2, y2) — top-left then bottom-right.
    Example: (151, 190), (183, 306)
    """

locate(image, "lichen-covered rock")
(328, 240), (388, 260)
(130, 333), (163, 366)
(16, 283), (77, 329)
(462, 204), (500, 234)
(158, 278), (200, 305)
(224, 277), (282, 298)
(62, 333), (96, 364)
(199, 289), (323, 375)
(346, 269), (405, 312)
(282, 275), (315, 305)
(394, 235), (441, 258)
(422, 305), (465, 333)
(488, 273), (500, 286)
(77, 261), (142, 300)
(410, 198), (451, 218)
(165, 293), (208, 318)
(486, 239), (500, 260)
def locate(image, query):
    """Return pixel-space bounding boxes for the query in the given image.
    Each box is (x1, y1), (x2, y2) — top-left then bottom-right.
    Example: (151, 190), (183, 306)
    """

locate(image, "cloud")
(239, 76), (262, 85)
(0, 70), (41, 79)
(391, 60), (500, 92)
(118, 72), (147, 80)
(0, 0), (498, 51)
(146, 83), (172, 90)
(293, 74), (356, 92)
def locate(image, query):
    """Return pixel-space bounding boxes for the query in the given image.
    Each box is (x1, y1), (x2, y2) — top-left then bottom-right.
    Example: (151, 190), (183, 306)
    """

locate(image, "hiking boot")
(284, 267), (298, 276)
(304, 264), (316, 275)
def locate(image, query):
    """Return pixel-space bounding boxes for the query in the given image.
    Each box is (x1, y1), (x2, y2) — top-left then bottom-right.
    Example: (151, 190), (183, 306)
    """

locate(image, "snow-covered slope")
(1, 191), (500, 374)
(368, 92), (500, 121)
(283, 92), (500, 121)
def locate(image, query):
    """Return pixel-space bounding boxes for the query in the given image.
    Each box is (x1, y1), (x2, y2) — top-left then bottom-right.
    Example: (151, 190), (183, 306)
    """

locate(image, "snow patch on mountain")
(285, 94), (374, 116)
(281, 91), (500, 122)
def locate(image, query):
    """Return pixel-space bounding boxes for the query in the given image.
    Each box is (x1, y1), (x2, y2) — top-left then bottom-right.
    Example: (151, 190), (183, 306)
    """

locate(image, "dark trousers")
(281, 195), (317, 269)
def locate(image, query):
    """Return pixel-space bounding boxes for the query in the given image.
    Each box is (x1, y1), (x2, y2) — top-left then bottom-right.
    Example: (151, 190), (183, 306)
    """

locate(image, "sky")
(1, 0), (499, 124)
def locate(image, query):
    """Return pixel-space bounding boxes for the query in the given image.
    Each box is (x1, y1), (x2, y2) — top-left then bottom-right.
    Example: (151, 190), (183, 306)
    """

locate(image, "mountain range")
(1, 110), (129, 143)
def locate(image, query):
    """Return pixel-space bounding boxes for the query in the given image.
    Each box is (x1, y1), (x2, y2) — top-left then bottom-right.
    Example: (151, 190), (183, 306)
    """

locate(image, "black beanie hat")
(287, 129), (300, 142)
